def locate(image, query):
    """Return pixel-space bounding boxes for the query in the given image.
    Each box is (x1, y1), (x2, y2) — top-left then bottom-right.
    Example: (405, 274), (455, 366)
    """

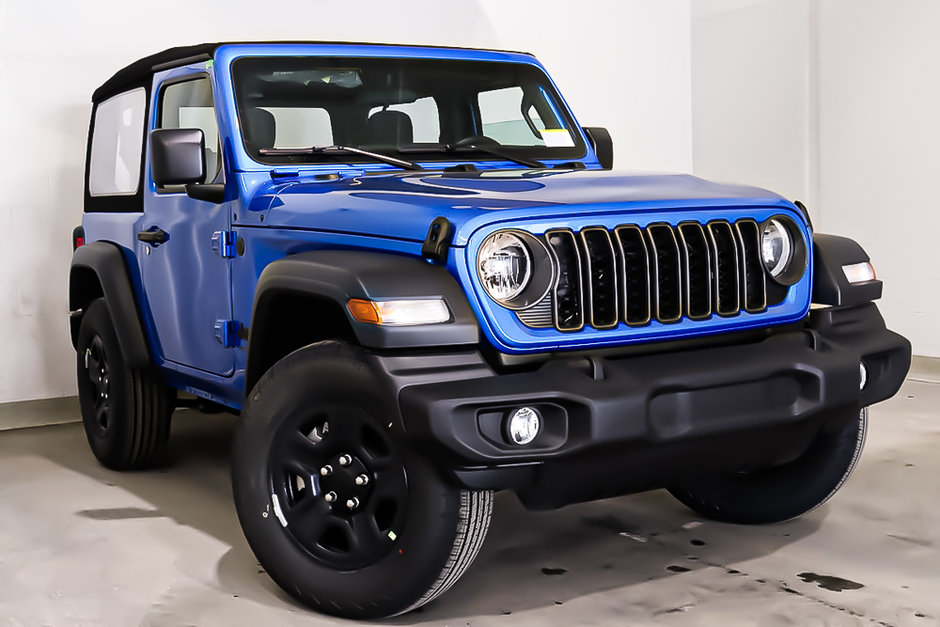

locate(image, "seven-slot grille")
(519, 219), (768, 331)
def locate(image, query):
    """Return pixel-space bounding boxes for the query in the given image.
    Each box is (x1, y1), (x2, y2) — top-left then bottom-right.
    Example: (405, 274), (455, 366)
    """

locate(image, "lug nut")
(355, 474), (370, 486)
(338, 454), (353, 467)
(324, 491), (337, 503)
(346, 497), (360, 510)
(320, 465), (333, 476)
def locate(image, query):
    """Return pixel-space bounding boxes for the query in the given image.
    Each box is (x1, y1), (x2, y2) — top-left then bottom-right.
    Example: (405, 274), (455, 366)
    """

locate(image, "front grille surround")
(466, 206), (812, 354)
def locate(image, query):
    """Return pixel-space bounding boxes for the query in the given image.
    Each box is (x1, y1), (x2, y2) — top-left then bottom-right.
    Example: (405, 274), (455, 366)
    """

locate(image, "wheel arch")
(244, 250), (479, 392)
(69, 241), (151, 367)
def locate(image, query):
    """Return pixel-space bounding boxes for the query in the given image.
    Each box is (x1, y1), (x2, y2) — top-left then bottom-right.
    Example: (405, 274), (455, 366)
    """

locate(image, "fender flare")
(69, 241), (151, 367)
(245, 250), (480, 389)
(812, 234), (883, 306)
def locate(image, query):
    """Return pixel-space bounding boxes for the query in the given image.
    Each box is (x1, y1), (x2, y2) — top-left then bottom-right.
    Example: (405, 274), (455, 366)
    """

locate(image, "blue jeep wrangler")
(70, 42), (911, 618)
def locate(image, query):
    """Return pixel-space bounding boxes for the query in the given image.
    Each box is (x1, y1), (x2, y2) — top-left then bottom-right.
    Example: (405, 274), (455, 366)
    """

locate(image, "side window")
(88, 88), (146, 196)
(368, 97), (440, 143)
(159, 77), (220, 184)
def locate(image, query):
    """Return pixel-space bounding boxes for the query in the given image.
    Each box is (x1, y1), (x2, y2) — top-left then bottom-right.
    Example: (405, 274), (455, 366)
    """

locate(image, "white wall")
(0, 0), (693, 403)
(691, 0), (814, 205)
(815, 0), (940, 357)
(692, 0), (939, 357)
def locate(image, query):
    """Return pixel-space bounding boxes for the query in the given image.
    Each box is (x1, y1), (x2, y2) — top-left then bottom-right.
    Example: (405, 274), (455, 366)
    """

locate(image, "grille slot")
(614, 225), (651, 325)
(516, 219), (771, 331)
(580, 228), (619, 328)
(545, 229), (584, 331)
(707, 221), (741, 316)
(647, 224), (682, 323)
(735, 219), (767, 312)
(678, 222), (712, 320)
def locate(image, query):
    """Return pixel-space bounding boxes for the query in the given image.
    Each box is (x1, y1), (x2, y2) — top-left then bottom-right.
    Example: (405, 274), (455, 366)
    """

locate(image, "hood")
(249, 169), (791, 246)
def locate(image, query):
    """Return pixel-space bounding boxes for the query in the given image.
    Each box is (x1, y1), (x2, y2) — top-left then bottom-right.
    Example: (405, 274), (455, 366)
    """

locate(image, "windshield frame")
(224, 48), (592, 170)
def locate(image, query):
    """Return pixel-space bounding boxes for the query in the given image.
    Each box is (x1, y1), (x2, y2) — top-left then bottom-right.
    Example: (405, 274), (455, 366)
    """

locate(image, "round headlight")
(761, 218), (793, 278)
(478, 232), (532, 303)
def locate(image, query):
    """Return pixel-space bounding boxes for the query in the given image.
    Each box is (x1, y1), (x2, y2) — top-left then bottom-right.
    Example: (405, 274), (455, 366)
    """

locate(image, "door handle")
(137, 228), (168, 246)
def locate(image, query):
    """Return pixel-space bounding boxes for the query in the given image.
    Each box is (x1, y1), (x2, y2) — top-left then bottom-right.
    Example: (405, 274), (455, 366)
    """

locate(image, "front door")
(137, 69), (234, 376)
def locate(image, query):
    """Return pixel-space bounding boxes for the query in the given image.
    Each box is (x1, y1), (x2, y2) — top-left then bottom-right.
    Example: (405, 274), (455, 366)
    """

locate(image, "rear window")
(88, 88), (146, 196)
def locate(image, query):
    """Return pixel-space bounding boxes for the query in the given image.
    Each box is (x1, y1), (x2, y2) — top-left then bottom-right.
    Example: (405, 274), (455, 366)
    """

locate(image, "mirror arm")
(185, 183), (226, 204)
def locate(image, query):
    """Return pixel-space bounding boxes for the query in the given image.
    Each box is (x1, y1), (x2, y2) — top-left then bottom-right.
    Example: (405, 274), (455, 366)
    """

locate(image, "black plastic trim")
(69, 241), (151, 367)
(390, 302), (909, 508)
(582, 126), (613, 169)
(245, 250), (479, 389)
(812, 234), (883, 306)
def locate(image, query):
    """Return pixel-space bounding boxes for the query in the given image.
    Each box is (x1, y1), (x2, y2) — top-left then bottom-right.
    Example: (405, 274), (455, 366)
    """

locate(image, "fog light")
(859, 362), (868, 390)
(507, 407), (541, 445)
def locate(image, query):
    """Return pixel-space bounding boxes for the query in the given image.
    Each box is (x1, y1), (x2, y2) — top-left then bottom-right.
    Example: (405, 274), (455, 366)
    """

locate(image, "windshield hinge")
(422, 217), (454, 264)
(211, 230), (238, 258)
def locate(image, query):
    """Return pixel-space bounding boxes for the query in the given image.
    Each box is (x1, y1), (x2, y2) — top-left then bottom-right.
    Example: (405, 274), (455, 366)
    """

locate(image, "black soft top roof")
(93, 43), (219, 103)
(92, 41), (529, 104)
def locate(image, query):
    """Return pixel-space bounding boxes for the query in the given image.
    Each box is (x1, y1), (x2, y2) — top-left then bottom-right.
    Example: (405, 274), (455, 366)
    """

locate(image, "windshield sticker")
(540, 129), (575, 148)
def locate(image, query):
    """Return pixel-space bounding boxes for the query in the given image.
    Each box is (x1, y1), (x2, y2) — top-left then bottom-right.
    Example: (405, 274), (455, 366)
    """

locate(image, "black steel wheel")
(76, 299), (174, 469)
(232, 341), (493, 619)
(268, 402), (410, 571)
(669, 407), (868, 524)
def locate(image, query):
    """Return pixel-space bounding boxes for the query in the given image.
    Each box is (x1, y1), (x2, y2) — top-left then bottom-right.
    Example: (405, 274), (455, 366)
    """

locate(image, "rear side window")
(88, 88), (146, 196)
(159, 77), (220, 184)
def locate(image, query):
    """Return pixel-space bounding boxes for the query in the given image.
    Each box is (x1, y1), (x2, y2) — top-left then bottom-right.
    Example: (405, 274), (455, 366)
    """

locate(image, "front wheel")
(669, 407), (868, 524)
(231, 341), (493, 619)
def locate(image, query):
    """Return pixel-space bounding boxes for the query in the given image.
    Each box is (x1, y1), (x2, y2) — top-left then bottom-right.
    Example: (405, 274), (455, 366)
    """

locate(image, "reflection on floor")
(0, 379), (936, 626)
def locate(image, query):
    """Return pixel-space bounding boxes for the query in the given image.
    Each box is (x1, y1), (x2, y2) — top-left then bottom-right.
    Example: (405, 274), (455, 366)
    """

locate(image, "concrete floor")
(0, 378), (937, 626)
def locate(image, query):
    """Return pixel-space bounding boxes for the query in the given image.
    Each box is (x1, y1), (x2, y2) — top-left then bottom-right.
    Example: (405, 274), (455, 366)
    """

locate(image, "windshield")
(231, 56), (587, 166)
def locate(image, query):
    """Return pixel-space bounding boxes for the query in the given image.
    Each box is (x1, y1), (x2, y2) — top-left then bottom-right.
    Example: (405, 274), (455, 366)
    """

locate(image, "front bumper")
(374, 303), (910, 509)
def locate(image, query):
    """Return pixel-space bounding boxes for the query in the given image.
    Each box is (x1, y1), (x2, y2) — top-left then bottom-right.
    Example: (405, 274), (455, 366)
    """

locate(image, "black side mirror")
(583, 127), (614, 170)
(150, 128), (206, 186)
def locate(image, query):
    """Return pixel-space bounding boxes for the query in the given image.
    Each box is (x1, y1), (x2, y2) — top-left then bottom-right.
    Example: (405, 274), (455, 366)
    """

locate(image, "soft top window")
(88, 88), (146, 196)
(231, 56), (585, 166)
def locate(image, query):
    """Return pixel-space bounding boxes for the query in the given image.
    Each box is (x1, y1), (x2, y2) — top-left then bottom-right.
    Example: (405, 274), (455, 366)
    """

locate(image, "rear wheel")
(669, 407), (868, 524)
(76, 299), (174, 469)
(232, 341), (493, 619)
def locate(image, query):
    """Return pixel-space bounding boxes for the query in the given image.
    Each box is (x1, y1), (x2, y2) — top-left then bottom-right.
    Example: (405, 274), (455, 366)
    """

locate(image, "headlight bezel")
(760, 215), (808, 286)
(476, 229), (555, 310)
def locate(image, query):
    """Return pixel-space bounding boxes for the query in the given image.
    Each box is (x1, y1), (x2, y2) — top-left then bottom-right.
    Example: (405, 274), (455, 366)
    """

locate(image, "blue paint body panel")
(80, 42), (814, 410)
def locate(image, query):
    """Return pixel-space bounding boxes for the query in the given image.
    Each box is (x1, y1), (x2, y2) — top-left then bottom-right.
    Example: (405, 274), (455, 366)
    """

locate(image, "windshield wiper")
(259, 145), (423, 171)
(441, 143), (546, 169)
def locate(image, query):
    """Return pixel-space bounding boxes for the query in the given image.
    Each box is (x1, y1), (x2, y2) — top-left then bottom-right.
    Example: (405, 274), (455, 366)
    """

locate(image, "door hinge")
(211, 230), (238, 258)
(214, 319), (242, 348)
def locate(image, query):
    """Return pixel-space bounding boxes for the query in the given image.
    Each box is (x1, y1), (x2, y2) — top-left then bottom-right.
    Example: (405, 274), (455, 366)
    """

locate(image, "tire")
(231, 340), (493, 619)
(668, 407), (868, 524)
(76, 299), (174, 470)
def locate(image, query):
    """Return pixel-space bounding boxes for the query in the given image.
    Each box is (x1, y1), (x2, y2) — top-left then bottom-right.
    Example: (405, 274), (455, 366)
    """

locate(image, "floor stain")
(666, 565), (690, 573)
(797, 572), (865, 592)
(887, 534), (932, 547)
(541, 567), (567, 576)
(76, 507), (166, 520)
(581, 515), (635, 534)
(690, 539), (706, 546)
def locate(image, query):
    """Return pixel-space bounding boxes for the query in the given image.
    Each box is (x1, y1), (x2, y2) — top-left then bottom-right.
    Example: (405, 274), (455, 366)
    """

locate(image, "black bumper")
(375, 303), (910, 509)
